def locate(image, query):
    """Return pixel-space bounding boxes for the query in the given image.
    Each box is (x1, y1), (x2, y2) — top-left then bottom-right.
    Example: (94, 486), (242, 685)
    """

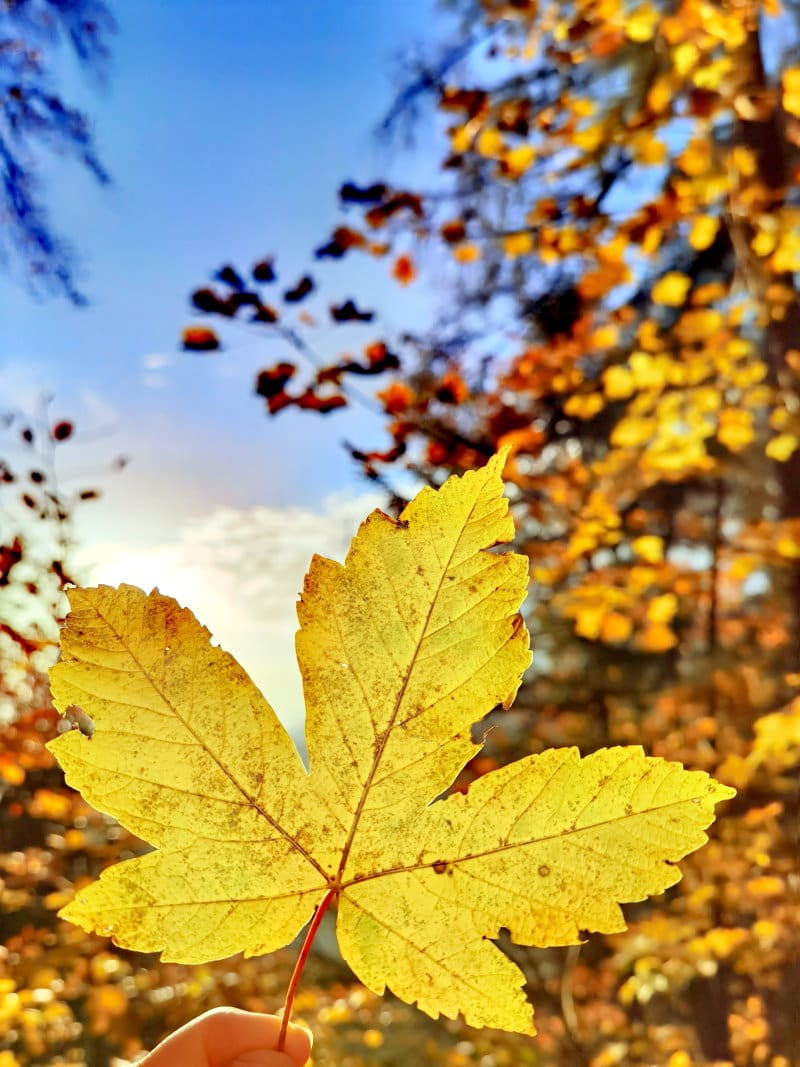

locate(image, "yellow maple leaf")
(47, 456), (734, 1039)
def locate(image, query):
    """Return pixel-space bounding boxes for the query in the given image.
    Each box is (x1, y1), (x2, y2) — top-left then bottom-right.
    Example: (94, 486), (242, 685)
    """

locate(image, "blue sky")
(0, 0), (453, 733)
(2, 0), (448, 533)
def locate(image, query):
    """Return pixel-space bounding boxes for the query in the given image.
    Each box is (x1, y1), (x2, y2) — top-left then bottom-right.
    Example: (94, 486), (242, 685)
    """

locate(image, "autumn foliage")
(2, 0), (800, 1063)
(180, 0), (800, 1063)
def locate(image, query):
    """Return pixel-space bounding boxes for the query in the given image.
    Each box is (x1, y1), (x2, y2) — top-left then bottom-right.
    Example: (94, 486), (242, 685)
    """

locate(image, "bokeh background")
(1, 1), (798, 1064)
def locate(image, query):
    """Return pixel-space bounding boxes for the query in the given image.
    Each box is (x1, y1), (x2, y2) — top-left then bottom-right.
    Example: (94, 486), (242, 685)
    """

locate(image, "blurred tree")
(0, 0), (115, 303)
(185, 0), (800, 1062)
(0, 401), (106, 713)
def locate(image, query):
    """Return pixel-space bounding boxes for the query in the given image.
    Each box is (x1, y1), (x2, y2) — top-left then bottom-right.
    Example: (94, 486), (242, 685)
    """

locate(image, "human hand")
(141, 1007), (313, 1067)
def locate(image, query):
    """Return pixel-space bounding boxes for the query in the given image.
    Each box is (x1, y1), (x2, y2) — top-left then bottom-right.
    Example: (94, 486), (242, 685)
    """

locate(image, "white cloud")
(74, 490), (384, 745)
(77, 388), (122, 429)
(0, 369), (122, 435)
(141, 353), (173, 387)
(0, 358), (51, 411)
(140, 353), (174, 388)
(142, 353), (173, 370)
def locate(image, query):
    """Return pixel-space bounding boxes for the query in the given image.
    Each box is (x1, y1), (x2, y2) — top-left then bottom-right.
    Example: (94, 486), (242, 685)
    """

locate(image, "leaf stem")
(277, 887), (337, 1050)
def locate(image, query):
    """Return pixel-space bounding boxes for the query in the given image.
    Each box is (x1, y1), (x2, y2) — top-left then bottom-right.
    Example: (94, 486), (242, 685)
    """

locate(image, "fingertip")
(281, 1019), (313, 1064)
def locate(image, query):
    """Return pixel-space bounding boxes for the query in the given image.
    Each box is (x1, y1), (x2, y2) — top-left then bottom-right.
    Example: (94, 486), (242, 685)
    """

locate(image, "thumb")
(228, 1053), (303, 1067)
(228, 1022), (313, 1067)
(141, 1007), (312, 1067)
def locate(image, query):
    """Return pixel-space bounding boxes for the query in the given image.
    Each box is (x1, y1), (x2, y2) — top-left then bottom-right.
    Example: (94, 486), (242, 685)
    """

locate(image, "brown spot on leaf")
(432, 861), (448, 874)
(65, 705), (94, 739)
(538, 864), (550, 877)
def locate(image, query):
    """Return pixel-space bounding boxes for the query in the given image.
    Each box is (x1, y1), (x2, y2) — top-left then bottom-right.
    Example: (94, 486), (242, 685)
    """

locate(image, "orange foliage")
(172, 0), (800, 1061)
(391, 253), (417, 285)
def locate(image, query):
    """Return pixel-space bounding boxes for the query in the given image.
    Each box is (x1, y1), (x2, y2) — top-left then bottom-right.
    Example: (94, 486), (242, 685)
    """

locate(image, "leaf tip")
(491, 444), (513, 475)
(713, 780), (737, 804)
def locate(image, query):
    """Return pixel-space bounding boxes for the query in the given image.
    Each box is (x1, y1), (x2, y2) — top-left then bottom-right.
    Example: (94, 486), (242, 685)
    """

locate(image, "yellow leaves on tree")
(578, 235), (630, 298)
(47, 457), (734, 1039)
(751, 696), (800, 771)
(557, 572), (683, 652)
(625, 3), (660, 43)
(771, 209), (800, 272)
(781, 68), (800, 117)
(564, 391), (605, 419)
(503, 143), (536, 178)
(452, 242), (481, 263)
(689, 214), (720, 250)
(502, 231), (534, 258)
(603, 365), (636, 400)
(598, 612), (632, 643)
(717, 407), (755, 452)
(652, 272), (692, 306)
(766, 432), (799, 462)
(631, 535), (664, 564)
(475, 126), (504, 158)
